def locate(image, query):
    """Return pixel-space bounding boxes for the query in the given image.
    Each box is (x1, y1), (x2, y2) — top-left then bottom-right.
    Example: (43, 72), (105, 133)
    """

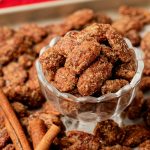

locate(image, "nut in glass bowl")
(36, 36), (144, 134)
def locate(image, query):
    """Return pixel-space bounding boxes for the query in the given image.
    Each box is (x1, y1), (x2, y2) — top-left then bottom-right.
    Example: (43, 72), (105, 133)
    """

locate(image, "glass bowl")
(36, 37), (144, 133)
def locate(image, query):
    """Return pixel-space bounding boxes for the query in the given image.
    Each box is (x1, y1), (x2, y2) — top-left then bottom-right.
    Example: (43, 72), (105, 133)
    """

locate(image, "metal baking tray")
(0, 0), (150, 28)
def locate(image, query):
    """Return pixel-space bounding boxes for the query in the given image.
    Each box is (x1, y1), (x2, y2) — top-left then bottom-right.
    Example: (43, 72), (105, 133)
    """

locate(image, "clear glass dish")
(36, 37), (144, 133)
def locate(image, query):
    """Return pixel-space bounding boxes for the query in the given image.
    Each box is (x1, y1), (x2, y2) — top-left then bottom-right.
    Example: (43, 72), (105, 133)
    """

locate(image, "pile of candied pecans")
(0, 5), (149, 150)
(40, 23), (135, 97)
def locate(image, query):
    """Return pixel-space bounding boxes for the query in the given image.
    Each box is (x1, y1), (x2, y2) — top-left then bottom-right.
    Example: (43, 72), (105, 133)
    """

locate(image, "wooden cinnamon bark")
(0, 89), (31, 150)
(29, 118), (47, 149)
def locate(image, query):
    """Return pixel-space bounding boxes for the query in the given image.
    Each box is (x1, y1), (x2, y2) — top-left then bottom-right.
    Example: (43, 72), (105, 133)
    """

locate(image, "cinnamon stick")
(29, 118), (47, 149)
(5, 118), (23, 150)
(0, 89), (31, 150)
(35, 124), (60, 150)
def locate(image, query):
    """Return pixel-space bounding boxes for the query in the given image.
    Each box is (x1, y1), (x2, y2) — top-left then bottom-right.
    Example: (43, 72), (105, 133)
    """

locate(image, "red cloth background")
(0, 0), (55, 8)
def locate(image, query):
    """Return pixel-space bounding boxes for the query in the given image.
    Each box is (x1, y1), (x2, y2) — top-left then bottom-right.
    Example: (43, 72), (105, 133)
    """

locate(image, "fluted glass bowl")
(36, 37), (144, 133)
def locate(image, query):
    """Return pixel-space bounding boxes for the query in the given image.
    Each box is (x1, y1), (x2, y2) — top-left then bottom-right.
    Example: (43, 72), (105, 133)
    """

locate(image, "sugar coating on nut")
(101, 79), (129, 94)
(141, 32), (150, 52)
(0, 26), (15, 43)
(112, 17), (142, 35)
(115, 57), (136, 81)
(122, 125), (150, 147)
(125, 30), (141, 46)
(101, 44), (118, 64)
(54, 31), (79, 57)
(65, 38), (101, 74)
(139, 140), (150, 150)
(93, 13), (112, 24)
(64, 9), (94, 29)
(17, 23), (47, 43)
(53, 67), (78, 92)
(77, 23), (110, 42)
(119, 5), (150, 25)
(143, 59), (150, 76)
(94, 119), (125, 146)
(125, 90), (144, 120)
(61, 130), (101, 150)
(139, 76), (150, 91)
(39, 47), (65, 71)
(18, 54), (35, 69)
(33, 34), (57, 54)
(2, 62), (28, 86)
(77, 57), (112, 96)
(106, 27), (132, 63)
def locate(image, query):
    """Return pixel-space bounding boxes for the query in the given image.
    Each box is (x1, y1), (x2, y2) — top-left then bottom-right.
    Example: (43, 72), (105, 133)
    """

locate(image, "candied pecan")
(53, 67), (78, 92)
(33, 34), (57, 54)
(39, 47), (65, 71)
(22, 65), (45, 107)
(0, 44), (16, 65)
(141, 32), (150, 53)
(77, 23), (110, 42)
(12, 102), (28, 117)
(60, 99), (79, 118)
(64, 9), (94, 29)
(100, 44), (118, 64)
(2, 144), (15, 150)
(119, 5), (150, 25)
(122, 125), (150, 147)
(0, 34), (33, 65)
(61, 131), (101, 150)
(101, 145), (131, 150)
(44, 69), (55, 82)
(101, 79), (129, 94)
(2, 62), (27, 87)
(139, 140), (150, 150)
(112, 17), (142, 35)
(142, 99), (150, 127)
(106, 27), (133, 63)
(0, 128), (10, 149)
(17, 23), (47, 43)
(94, 13), (112, 24)
(125, 30), (141, 46)
(54, 31), (79, 57)
(77, 57), (112, 96)
(81, 22), (131, 65)
(0, 27), (14, 43)
(125, 90), (144, 120)
(143, 59), (150, 76)
(115, 59), (136, 81)
(65, 38), (101, 74)
(94, 119), (125, 146)
(119, 5), (146, 17)
(18, 54), (35, 69)
(12, 33), (33, 49)
(45, 23), (72, 36)
(3, 65), (44, 108)
(139, 76), (150, 91)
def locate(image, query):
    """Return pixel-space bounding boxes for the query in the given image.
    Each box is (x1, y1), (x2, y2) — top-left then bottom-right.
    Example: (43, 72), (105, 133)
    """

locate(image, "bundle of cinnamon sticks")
(0, 89), (60, 150)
